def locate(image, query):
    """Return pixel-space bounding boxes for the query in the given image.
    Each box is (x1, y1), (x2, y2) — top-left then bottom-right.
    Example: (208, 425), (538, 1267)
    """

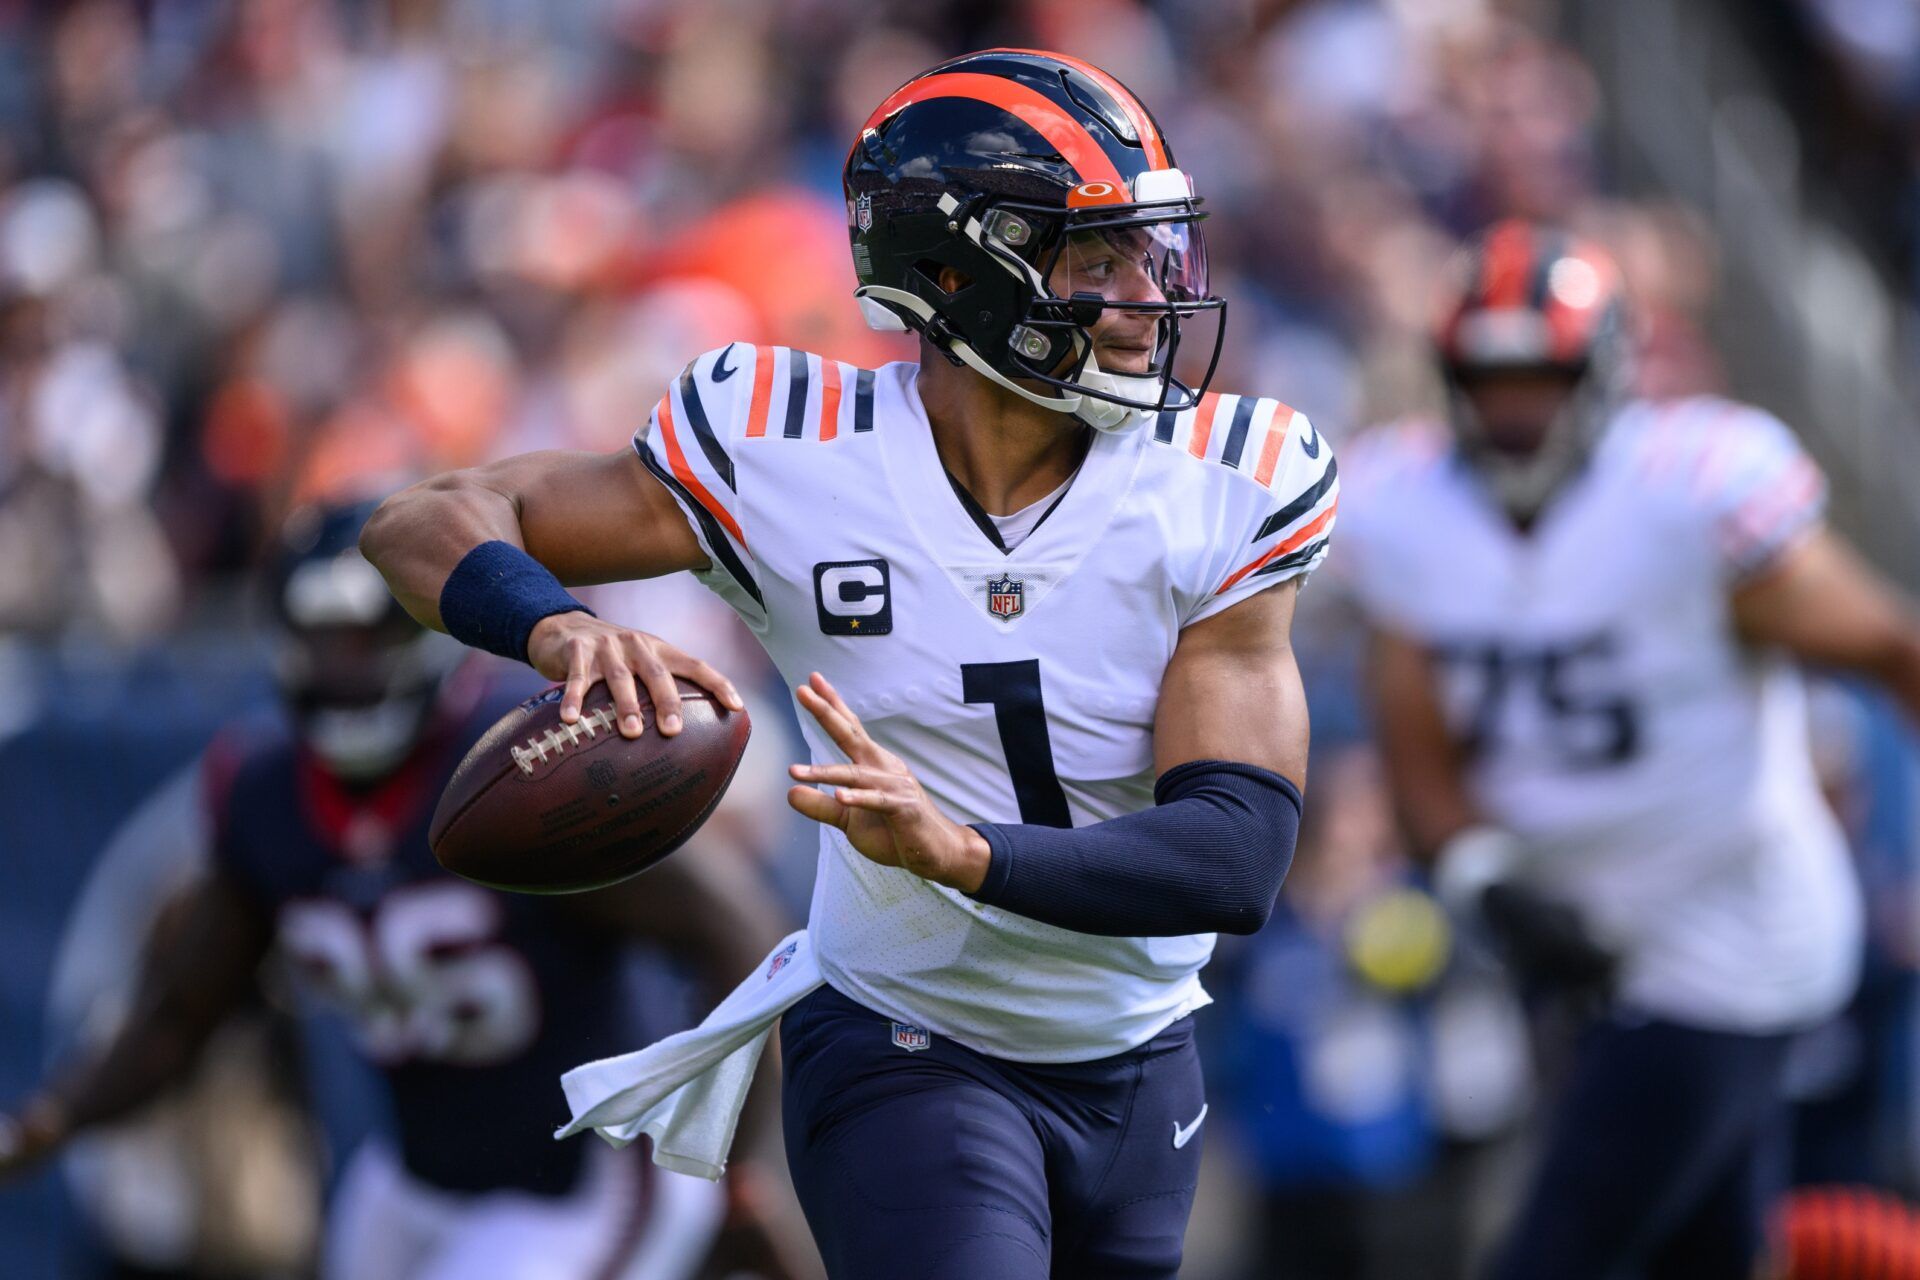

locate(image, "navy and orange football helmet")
(269, 500), (463, 781)
(845, 49), (1223, 431)
(1435, 221), (1629, 518)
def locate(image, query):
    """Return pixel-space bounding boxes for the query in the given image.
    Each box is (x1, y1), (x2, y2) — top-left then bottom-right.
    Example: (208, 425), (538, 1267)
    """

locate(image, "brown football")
(430, 679), (750, 893)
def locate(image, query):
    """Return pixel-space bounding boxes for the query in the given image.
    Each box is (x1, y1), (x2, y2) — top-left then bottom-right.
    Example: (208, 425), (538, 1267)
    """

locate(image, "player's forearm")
(1861, 629), (1920, 731)
(968, 761), (1301, 937)
(1385, 765), (1480, 864)
(42, 877), (268, 1138)
(1366, 627), (1479, 860)
(362, 470), (527, 631)
(39, 1002), (223, 1135)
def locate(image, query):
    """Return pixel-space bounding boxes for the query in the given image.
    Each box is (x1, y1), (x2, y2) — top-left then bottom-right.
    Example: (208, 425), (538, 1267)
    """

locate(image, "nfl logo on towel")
(891, 1022), (931, 1052)
(765, 941), (797, 980)
(986, 575), (1024, 620)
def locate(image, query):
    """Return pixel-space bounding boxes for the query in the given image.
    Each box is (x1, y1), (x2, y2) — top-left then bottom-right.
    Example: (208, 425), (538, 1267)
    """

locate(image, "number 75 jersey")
(1336, 399), (1860, 1033)
(636, 345), (1337, 1063)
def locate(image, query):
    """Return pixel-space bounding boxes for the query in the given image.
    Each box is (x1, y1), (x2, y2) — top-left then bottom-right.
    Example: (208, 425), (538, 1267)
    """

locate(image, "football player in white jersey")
(1339, 221), (1920, 1279)
(359, 49), (1337, 1279)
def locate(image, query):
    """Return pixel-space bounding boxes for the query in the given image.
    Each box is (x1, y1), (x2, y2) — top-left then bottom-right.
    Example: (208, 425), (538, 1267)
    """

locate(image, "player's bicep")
(492, 448), (711, 586)
(1155, 580), (1308, 785)
(138, 870), (274, 1034)
(1732, 526), (1920, 673)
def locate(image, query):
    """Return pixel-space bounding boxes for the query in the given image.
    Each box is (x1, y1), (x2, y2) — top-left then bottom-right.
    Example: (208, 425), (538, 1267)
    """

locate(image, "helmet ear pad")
(878, 206), (1035, 367)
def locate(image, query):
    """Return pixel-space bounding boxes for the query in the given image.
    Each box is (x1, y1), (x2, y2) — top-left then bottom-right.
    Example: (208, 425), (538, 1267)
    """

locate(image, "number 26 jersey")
(637, 345), (1337, 1063)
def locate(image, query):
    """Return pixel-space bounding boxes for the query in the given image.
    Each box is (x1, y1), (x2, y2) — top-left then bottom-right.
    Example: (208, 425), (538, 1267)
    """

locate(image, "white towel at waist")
(554, 929), (822, 1181)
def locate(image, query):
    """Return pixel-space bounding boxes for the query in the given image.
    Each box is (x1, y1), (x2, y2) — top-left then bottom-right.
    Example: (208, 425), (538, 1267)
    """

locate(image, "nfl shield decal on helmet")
(890, 1022), (931, 1052)
(986, 575), (1024, 620)
(854, 193), (873, 232)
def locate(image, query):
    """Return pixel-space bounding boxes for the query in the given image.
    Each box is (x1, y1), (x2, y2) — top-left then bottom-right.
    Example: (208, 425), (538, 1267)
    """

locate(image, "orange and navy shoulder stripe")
(1217, 473), (1339, 595)
(632, 345), (763, 612)
(1150, 391), (1327, 489)
(1150, 390), (1339, 595)
(736, 346), (880, 442)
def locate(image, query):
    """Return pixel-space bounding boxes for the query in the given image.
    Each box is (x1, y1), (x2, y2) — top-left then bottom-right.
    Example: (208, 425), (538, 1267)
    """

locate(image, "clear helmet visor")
(1054, 217), (1210, 309)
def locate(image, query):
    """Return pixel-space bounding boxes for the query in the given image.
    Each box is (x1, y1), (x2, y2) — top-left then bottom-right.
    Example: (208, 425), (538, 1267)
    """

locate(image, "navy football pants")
(1487, 1013), (1792, 1280)
(779, 984), (1207, 1280)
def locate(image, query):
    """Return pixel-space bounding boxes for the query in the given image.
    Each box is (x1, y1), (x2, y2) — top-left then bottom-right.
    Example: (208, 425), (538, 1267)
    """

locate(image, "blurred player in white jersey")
(1339, 220), (1920, 1278)
(360, 49), (1335, 1279)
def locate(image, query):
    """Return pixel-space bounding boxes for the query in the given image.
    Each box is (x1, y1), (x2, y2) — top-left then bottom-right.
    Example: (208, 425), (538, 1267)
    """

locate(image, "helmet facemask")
(854, 170), (1226, 433)
(1438, 274), (1630, 522)
(271, 533), (463, 783)
(275, 618), (462, 783)
(1444, 363), (1612, 524)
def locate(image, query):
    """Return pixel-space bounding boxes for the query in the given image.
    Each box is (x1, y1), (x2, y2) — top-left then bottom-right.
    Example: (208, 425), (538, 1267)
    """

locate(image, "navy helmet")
(845, 49), (1224, 431)
(268, 500), (462, 781)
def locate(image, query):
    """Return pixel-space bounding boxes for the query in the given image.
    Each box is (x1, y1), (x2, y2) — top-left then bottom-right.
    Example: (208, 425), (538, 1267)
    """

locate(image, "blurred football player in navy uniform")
(1340, 223), (1920, 1279)
(0, 501), (800, 1280)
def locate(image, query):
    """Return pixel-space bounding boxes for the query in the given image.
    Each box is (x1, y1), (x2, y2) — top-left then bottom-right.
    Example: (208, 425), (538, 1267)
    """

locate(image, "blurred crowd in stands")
(0, 0), (1753, 645)
(3, 1), (1920, 1278)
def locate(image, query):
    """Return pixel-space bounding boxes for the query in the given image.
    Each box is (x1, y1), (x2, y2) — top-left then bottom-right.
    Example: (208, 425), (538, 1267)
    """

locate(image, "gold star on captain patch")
(850, 619), (860, 629)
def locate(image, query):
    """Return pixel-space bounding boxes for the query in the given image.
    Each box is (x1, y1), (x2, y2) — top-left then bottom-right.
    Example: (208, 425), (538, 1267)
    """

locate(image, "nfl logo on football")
(890, 1022), (931, 1052)
(986, 575), (1024, 620)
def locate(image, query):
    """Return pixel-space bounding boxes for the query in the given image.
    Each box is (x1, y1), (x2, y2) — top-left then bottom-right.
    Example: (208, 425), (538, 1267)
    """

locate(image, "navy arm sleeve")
(965, 760), (1301, 938)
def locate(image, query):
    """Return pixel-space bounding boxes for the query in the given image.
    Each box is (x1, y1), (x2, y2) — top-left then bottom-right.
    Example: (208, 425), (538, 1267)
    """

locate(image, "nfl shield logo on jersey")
(890, 1022), (931, 1052)
(986, 575), (1024, 620)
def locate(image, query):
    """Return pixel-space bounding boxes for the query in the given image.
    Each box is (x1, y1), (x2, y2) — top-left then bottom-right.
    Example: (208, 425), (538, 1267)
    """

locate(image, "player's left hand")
(788, 673), (991, 894)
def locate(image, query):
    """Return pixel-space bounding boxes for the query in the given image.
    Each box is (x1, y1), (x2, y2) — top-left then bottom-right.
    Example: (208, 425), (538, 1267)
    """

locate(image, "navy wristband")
(438, 540), (594, 664)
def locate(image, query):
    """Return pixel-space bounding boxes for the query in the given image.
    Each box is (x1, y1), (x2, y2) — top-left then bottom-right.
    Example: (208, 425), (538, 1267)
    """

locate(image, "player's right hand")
(526, 612), (744, 739)
(0, 1099), (68, 1183)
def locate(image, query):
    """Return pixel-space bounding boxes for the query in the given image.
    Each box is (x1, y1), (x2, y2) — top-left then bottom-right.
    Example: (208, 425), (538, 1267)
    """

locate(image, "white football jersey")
(637, 344), (1337, 1061)
(1338, 398), (1860, 1032)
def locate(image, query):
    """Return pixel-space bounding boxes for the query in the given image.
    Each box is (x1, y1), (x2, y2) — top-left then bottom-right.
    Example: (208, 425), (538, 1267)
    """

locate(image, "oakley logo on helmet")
(1067, 181), (1125, 208)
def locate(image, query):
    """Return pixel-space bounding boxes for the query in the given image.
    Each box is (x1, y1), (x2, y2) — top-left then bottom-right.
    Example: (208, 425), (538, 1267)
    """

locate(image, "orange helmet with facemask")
(1434, 221), (1630, 519)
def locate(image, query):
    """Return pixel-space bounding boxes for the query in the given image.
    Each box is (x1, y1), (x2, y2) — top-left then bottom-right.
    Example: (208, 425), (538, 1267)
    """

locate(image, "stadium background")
(3, 0), (1920, 1276)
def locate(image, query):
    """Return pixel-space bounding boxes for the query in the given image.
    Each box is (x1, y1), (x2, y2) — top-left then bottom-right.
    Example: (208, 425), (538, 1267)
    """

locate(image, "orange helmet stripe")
(1480, 221), (1533, 309)
(862, 72), (1127, 189)
(999, 48), (1171, 169)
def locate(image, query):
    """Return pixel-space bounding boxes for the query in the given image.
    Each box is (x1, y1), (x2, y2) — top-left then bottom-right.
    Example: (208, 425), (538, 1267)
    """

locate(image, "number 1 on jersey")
(962, 660), (1072, 828)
